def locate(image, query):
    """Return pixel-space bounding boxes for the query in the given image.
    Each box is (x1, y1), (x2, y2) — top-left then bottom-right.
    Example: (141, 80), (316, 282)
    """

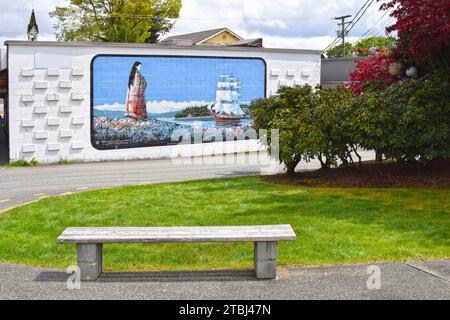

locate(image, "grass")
(4, 158), (39, 168)
(56, 158), (75, 165)
(2, 158), (76, 168)
(0, 176), (448, 272)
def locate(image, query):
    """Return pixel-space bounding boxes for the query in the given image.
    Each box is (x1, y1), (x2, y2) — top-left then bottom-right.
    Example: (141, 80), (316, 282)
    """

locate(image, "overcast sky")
(0, 0), (395, 50)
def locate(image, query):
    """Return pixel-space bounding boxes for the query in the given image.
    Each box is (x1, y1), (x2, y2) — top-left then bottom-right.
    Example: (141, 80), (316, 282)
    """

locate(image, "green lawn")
(0, 176), (448, 271)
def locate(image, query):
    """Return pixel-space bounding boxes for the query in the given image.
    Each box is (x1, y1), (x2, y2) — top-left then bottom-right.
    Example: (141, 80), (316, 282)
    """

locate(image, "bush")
(253, 85), (363, 173)
(313, 86), (363, 168)
(252, 85), (317, 173)
(253, 74), (449, 174)
(357, 74), (450, 162)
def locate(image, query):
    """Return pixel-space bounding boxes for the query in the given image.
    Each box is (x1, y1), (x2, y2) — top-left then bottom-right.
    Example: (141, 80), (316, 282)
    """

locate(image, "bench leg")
(77, 244), (103, 281)
(254, 241), (277, 279)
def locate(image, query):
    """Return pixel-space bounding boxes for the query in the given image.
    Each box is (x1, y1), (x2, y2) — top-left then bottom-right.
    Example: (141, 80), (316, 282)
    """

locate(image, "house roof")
(161, 28), (243, 45)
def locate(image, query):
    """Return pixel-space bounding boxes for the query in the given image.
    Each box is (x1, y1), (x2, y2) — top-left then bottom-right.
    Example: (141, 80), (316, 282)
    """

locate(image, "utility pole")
(334, 15), (352, 57)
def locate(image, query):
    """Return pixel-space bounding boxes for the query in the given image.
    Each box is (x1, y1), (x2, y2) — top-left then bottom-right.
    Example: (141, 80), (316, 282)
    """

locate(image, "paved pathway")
(0, 151), (376, 212)
(0, 260), (448, 300)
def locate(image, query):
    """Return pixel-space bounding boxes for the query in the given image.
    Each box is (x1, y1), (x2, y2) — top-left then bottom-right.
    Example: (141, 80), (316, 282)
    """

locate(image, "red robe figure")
(125, 62), (147, 120)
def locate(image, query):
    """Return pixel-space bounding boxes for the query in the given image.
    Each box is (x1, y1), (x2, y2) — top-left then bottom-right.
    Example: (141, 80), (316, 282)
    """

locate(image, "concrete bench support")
(254, 241), (277, 279)
(77, 244), (103, 281)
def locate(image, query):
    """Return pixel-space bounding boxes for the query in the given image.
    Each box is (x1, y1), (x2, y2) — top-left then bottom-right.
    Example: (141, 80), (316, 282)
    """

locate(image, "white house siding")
(6, 41), (321, 163)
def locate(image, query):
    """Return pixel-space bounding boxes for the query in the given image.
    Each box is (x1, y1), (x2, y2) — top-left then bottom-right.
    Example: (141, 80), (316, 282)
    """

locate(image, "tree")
(346, 49), (398, 95)
(326, 36), (397, 58)
(352, 36), (397, 56)
(381, 0), (450, 70)
(326, 42), (353, 58)
(50, 0), (182, 43)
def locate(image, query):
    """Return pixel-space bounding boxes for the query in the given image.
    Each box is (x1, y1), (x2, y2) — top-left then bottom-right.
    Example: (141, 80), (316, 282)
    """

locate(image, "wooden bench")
(58, 225), (297, 281)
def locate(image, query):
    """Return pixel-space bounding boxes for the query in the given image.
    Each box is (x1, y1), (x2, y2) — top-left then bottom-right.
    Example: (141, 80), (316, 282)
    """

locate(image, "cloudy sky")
(0, 0), (395, 50)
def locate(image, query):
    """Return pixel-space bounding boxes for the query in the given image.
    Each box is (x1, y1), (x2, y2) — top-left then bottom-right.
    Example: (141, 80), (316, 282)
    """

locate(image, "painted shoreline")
(93, 116), (255, 148)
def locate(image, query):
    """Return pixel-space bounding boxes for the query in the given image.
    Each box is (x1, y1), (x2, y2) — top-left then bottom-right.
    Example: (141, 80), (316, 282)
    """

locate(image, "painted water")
(157, 117), (252, 129)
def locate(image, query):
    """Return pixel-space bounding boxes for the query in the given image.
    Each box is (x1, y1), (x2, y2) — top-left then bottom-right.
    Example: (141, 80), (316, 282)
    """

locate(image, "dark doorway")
(0, 68), (8, 165)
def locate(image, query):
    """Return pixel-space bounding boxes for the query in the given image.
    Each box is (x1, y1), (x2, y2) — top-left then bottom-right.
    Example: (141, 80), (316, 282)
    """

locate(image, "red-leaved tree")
(346, 49), (398, 95)
(381, 0), (450, 68)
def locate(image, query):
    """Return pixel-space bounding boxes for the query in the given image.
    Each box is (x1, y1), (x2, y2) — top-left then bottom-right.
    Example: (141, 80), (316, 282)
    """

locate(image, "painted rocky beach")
(93, 110), (254, 148)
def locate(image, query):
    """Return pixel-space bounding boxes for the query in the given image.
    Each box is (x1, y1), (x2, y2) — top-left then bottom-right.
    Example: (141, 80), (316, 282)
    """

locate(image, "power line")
(322, 0), (373, 52)
(345, 0), (374, 34)
(350, 9), (391, 45)
(351, 16), (396, 45)
(322, 0), (374, 53)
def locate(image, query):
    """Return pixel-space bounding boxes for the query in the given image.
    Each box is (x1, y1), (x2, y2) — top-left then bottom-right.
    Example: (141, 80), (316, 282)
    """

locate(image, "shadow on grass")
(35, 269), (257, 283)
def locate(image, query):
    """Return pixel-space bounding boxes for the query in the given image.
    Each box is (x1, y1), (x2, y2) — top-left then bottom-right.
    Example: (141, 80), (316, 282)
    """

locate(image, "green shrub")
(358, 74), (450, 162)
(253, 85), (362, 172)
(313, 86), (363, 168)
(252, 85), (317, 173)
(253, 75), (449, 174)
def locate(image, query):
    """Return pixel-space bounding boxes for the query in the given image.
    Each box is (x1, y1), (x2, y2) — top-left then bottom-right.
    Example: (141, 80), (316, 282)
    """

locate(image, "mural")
(91, 55), (266, 149)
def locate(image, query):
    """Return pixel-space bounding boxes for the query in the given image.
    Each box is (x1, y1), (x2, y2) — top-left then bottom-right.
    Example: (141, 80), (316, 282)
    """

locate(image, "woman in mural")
(125, 62), (148, 120)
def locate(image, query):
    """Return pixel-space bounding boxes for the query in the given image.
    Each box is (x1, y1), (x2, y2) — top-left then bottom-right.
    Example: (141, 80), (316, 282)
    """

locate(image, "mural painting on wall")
(91, 55), (266, 149)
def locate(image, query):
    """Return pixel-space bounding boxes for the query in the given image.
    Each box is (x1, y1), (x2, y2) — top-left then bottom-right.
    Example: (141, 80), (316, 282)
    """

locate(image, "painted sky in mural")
(92, 55), (266, 149)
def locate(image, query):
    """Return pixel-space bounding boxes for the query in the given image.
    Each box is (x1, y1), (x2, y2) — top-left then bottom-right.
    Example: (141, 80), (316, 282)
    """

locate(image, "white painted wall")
(7, 42), (321, 163)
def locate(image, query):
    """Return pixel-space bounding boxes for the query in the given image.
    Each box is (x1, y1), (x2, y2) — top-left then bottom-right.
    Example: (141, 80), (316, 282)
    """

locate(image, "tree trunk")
(318, 154), (327, 169)
(375, 151), (383, 162)
(286, 161), (299, 175)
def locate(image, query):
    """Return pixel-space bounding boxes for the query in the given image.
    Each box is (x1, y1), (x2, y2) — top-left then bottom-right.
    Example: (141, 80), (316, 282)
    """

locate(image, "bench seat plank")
(58, 225), (296, 244)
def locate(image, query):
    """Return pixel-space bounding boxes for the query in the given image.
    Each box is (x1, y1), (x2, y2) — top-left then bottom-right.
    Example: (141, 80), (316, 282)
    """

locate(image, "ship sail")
(209, 74), (245, 117)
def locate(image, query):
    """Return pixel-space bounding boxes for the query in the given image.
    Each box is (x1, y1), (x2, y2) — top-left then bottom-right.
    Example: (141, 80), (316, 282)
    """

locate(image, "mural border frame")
(90, 54), (268, 151)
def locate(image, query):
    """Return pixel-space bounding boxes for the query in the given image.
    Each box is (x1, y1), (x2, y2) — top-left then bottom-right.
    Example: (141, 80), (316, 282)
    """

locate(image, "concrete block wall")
(7, 42), (321, 163)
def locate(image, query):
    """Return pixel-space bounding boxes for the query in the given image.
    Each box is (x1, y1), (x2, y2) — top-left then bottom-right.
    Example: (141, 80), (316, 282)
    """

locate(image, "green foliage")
(358, 74), (450, 162)
(253, 85), (362, 172)
(253, 74), (449, 172)
(312, 86), (363, 168)
(326, 42), (353, 58)
(352, 36), (398, 56)
(6, 158), (39, 168)
(326, 36), (397, 58)
(174, 106), (212, 119)
(0, 177), (448, 270)
(252, 86), (318, 173)
(50, 0), (182, 43)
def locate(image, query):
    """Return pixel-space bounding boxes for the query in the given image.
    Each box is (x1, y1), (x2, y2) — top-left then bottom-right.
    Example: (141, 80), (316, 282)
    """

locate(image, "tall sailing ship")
(209, 74), (245, 124)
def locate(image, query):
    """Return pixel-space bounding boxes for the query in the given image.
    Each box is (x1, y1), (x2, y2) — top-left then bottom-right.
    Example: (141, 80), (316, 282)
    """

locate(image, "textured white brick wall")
(7, 43), (321, 163)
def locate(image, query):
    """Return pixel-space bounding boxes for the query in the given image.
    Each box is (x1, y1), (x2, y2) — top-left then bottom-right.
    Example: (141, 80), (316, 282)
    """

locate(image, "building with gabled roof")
(160, 27), (258, 46)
